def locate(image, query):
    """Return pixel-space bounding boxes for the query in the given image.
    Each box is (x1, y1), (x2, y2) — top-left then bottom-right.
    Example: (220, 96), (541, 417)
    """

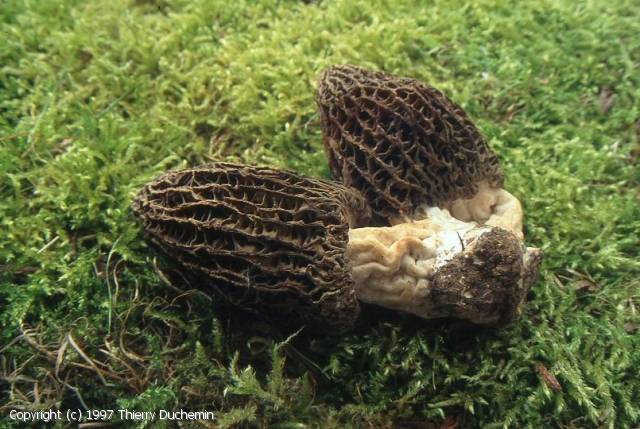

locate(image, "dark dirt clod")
(132, 162), (372, 333)
(316, 64), (504, 223)
(430, 228), (539, 325)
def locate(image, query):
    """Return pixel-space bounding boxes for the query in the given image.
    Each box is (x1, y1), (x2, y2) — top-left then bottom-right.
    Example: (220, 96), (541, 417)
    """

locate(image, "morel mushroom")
(133, 162), (540, 330)
(317, 65), (541, 323)
(132, 162), (371, 333)
(317, 64), (523, 238)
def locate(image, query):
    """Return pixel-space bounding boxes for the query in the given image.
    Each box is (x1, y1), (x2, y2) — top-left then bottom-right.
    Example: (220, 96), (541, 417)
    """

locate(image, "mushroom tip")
(131, 187), (148, 219)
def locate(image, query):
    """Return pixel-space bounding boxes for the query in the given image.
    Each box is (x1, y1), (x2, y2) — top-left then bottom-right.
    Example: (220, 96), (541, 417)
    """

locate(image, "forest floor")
(1, 0), (639, 427)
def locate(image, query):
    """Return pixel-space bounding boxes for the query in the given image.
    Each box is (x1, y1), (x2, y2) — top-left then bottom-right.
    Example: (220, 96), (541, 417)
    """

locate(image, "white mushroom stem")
(348, 208), (482, 315)
(346, 206), (540, 324)
(445, 181), (524, 240)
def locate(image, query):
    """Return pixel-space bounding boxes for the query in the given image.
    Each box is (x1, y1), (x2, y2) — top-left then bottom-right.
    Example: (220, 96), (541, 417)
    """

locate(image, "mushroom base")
(445, 181), (524, 240)
(347, 207), (541, 324)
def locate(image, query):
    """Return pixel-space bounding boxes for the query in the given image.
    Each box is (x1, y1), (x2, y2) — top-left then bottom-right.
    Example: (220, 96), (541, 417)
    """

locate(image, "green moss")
(1, 0), (638, 427)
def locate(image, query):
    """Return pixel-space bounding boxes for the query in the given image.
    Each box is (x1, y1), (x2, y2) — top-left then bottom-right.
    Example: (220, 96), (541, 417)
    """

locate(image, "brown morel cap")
(132, 162), (371, 333)
(317, 64), (504, 223)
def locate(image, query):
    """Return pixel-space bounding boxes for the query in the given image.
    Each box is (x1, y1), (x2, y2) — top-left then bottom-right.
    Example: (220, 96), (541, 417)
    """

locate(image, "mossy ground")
(1, 0), (639, 427)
